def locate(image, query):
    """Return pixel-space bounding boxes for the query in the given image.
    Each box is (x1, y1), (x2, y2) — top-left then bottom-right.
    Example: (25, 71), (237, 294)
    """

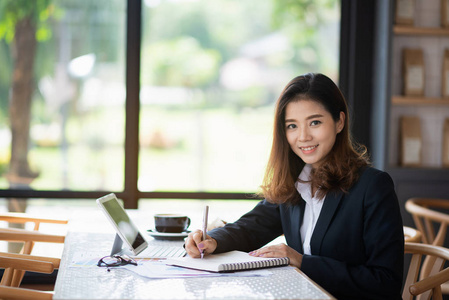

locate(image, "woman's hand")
(184, 229), (218, 258)
(249, 243), (303, 268)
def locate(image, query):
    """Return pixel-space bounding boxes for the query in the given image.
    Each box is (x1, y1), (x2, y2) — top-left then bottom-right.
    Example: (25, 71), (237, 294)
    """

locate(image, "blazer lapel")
(310, 190), (344, 255)
(296, 199), (306, 254)
(282, 199), (305, 254)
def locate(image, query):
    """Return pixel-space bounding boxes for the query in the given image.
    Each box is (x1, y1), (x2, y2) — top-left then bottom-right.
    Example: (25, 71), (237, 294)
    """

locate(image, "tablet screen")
(97, 194), (147, 253)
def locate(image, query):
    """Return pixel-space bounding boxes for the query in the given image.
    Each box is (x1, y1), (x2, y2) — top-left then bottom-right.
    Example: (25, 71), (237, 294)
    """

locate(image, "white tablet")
(96, 193), (148, 255)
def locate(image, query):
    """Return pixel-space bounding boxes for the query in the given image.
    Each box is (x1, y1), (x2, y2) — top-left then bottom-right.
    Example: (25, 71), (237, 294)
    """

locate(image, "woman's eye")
(310, 120), (321, 126)
(286, 124), (297, 129)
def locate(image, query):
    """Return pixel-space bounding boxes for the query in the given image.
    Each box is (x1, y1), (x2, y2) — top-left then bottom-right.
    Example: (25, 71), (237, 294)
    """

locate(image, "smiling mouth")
(299, 145), (318, 151)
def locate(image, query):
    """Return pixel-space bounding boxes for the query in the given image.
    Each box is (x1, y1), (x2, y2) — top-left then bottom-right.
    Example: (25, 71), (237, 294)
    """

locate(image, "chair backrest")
(0, 252), (60, 287)
(0, 253), (55, 300)
(0, 213), (68, 255)
(0, 231), (65, 287)
(0, 213), (68, 231)
(404, 226), (422, 243)
(0, 230), (65, 255)
(405, 198), (449, 281)
(403, 243), (449, 300)
(405, 198), (449, 246)
(0, 286), (53, 300)
(0, 213), (67, 288)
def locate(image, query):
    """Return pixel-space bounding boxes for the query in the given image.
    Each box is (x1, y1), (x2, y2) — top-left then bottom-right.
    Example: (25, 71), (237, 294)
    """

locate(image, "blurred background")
(0, 0), (339, 212)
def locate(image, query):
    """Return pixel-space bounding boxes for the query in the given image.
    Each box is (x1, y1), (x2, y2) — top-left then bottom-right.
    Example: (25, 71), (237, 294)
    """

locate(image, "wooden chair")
(0, 212), (68, 255)
(0, 231), (65, 287)
(0, 253), (56, 300)
(0, 212), (68, 231)
(404, 226), (422, 243)
(403, 243), (449, 300)
(0, 213), (67, 288)
(405, 198), (449, 294)
(405, 198), (449, 246)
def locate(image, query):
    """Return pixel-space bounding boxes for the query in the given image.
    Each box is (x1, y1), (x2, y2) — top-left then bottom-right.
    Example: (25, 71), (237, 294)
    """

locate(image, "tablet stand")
(111, 233), (126, 256)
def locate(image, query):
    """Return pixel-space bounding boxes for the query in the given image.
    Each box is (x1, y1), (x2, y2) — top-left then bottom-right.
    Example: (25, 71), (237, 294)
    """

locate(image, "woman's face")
(285, 99), (344, 169)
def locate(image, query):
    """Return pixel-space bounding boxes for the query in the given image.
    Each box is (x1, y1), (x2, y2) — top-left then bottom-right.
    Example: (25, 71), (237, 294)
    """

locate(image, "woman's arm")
(207, 200), (284, 253)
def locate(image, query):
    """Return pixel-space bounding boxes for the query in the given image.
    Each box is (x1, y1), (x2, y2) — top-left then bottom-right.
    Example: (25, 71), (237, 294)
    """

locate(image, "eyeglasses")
(97, 255), (137, 272)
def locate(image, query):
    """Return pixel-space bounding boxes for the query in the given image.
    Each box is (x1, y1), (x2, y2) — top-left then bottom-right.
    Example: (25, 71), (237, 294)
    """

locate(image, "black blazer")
(208, 167), (404, 300)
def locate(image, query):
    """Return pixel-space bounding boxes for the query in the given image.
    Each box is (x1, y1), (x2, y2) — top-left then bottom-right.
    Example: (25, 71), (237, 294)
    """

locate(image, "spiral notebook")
(165, 250), (290, 273)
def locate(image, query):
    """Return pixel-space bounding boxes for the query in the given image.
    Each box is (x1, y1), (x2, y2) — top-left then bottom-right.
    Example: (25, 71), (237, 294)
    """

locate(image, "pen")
(201, 205), (209, 259)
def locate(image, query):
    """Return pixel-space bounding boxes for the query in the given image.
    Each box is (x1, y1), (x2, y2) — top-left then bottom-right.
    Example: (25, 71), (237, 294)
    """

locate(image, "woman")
(185, 73), (404, 300)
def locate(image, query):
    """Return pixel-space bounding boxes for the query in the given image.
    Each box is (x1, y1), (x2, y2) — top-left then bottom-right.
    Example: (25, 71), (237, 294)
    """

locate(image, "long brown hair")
(260, 73), (370, 204)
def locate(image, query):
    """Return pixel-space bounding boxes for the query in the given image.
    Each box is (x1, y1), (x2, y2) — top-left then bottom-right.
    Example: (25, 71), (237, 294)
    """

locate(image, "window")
(0, 0), (126, 192)
(0, 0), (340, 208)
(139, 0), (340, 193)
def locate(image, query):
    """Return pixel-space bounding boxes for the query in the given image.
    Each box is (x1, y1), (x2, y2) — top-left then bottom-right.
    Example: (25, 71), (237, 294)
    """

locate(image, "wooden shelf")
(392, 96), (449, 105)
(394, 25), (449, 36)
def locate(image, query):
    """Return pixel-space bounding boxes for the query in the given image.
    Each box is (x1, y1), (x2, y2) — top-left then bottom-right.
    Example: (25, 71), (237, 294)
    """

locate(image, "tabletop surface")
(53, 210), (335, 300)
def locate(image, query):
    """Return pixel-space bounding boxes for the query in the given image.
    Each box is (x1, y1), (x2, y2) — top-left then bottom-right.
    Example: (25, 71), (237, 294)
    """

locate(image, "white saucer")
(147, 229), (190, 240)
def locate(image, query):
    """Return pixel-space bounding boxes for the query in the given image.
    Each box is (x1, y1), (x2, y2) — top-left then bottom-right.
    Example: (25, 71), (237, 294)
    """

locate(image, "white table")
(53, 210), (335, 299)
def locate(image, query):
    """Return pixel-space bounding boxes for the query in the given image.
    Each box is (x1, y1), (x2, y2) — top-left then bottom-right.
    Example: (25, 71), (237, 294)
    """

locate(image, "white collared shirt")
(295, 164), (326, 255)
